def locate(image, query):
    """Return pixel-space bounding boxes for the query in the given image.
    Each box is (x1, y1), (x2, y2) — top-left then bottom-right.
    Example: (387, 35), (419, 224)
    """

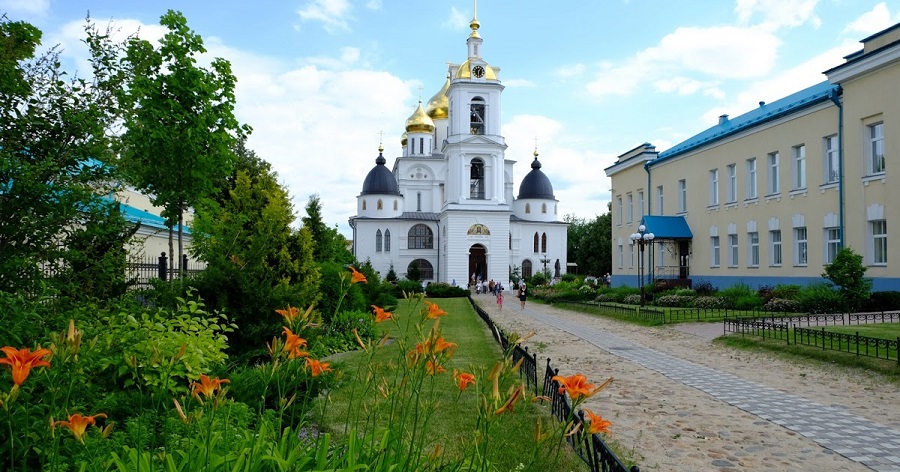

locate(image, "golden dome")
(405, 100), (435, 134)
(401, 132), (408, 146)
(425, 76), (450, 120)
(456, 60), (497, 80)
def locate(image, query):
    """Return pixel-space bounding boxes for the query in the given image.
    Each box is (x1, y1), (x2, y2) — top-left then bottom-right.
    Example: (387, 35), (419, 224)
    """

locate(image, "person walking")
(496, 285), (503, 310)
(518, 283), (527, 310)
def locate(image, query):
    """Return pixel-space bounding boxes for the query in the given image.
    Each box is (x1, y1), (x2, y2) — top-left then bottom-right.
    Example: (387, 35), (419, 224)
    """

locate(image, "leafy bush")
(732, 294), (763, 310)
(594, 293), (618, 303)
(578, 285), (597, 296)
(764, 298), (802, 312)
(772, 284), (802, 301)
(560, 273), (579, 283)
(527, 272), (549, 287)
(316, 262), (366, 325)
(622, 294), (642, 305)
(654, 295), (693, 307)
(757, 285), (776, 304)
(692, 280), (716, 296)
(423, 282), (470, 298)
(316, 309), (375, 355)
(795, 283), (844, 313)
(863, 291), (900, 312)
(394, 279), (424, 296)
(693, 296), (729, 309)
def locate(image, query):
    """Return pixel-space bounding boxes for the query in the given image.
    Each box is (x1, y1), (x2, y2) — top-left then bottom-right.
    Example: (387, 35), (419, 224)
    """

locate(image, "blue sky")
(4, 0), (900, 237)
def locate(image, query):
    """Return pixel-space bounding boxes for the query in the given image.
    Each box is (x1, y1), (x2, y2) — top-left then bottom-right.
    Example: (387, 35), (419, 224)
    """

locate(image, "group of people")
(467, 277), (528, 311)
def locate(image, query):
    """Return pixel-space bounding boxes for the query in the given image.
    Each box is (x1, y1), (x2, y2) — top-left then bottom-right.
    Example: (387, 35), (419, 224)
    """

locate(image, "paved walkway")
(506, 302), (900, 471)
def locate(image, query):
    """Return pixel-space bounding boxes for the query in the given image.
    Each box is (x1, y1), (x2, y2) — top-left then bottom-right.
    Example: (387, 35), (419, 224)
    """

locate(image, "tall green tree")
(822, 246), (872, 311)
(118, 10), (247, 274)
(0, 17), (134, 295)
(302, 194), (353, 264)
(565, 207), (612, 277)
(190, 147), (319, 353)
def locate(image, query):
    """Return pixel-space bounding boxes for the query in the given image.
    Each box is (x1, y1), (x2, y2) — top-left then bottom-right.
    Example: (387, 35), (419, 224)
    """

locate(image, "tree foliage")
(117, 10), (246, 269)
(302, 194), (353, 264)
(0, 17), (135, 296)
(565, 209), (612, 277)
(822, 246), (871, 311)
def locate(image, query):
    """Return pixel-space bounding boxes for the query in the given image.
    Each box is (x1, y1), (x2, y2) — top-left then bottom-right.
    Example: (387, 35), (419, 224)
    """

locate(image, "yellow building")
(606, 23), (899, 291)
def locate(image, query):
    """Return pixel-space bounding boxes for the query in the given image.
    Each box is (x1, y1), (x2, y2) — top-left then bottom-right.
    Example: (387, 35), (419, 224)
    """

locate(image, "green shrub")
(693, 296), (729, 309)
(757, 284), (776, 303)
(655, 295), (693, 307)
(795, 283), (844, 313)
(560, 273), (579, 283)
(772, 284), (802, 300)
(527, 272), (549, 287)
(423, 282), (470, 298)
(594, 293), (618, 302)
(316, 262), (366, 324)
(764, 298), (802, 312)
(732, 294), (763, 310)
(692, 280), (716, 296)
(394, 279), (424, 296)
(622, 294), (642, 305)
(864, 291), (900, 311)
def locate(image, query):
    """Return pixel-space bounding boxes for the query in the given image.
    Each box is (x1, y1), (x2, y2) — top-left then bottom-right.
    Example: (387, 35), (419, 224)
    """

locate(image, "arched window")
(375, 229), (383, 252)
(541, 233), (547, 253)
(525, 203), (531, 214)
(542, 203), (547, 214)
(470, 158), (485, 199)
(522, 260), (533, 278)
(408, 259), (434, 280)
(362, 200), (367, 210)
(377, 199), (383, 210)
(384, 229), (391, 252)
(533, 232), (539, 253)
(470, 97), (485, 135)
(408, 224), (434, 249)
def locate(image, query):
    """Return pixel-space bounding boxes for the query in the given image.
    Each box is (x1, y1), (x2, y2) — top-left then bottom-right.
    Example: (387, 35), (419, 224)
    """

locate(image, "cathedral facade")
(349, 12), (568, 286)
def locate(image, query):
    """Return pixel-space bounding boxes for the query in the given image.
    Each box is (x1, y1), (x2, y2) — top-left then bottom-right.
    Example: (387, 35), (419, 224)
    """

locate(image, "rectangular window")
(678, 179), (687, 213)
(792, 144), (806, 190)
(709, 169), (719, 206)
(628, 243), (634, 269)
(727, 164), (737, 203)
(767, 152), (779, 195)
(794, 227), (808, 266)
(728, 234), (738, 267)
(769, 230), (782, 266)
(823, 135), (839, 183)
(637, 191), (644, 219)
(746, 158), (757, 199)
(616, 197), (623, 225)
(868, 122), (885, 175)
(825, 227), (841, 264)
(617, 243), (624, 268)
(626, 193), (633, 223)
(748, 232), (759, 267)
(656, 185), (664, 215)
(872, 220), (887, 265)
(710, 236), (720, 267)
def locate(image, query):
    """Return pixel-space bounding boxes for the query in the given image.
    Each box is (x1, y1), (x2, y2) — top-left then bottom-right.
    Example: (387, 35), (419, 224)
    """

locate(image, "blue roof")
(642, 216), (692, 239)
(654, 81), (838, 164)
(100, 195), (191, 233)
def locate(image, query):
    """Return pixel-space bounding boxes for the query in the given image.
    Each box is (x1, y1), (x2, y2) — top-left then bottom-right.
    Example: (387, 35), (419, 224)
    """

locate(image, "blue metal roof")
(654, 81), (839, 164)
(642, 216), (693, 239)
(99, 195), (190, 233)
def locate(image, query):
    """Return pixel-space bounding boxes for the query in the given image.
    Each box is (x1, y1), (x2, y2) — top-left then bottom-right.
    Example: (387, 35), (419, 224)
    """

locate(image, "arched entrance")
(468, 244), (487, 284)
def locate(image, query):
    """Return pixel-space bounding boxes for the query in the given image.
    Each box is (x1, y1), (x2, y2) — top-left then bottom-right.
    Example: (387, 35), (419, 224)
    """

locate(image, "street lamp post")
(629, 224), (655, 307)
(540, 253), (551, 277)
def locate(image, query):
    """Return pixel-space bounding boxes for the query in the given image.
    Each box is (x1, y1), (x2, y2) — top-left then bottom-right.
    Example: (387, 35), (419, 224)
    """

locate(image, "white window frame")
(728, 234), (738, 267)
(709, 169), (719, 206)
(867, 122), (885, 175)
(628, 243), (634, 269)
(726, 164), (737, 203)
(824, 227), (841, 264)
(626, 193), (633, 223)
(616, 196), (623, 225)
(746, 158), (757, 199)
(871, 220), (887, 265)
(794, 226), (808, 266)
(823, 135), (839, 184)
(769, 230), (782, 266)
(748, 232), (759, 267)
(767, 152), (779, 195)
(710, 236), (720, 268)
(678, 179), (687, 213)
(792, 144), (806, 190)
(656, 185), (664, 215)
(617, 243), (624, 269)
(637, 191), (644, 220)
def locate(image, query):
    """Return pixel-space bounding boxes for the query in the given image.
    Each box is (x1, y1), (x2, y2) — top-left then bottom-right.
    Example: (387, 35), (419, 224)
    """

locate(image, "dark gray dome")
(517, 156), (555, 199)
(361, 151), (400, 196)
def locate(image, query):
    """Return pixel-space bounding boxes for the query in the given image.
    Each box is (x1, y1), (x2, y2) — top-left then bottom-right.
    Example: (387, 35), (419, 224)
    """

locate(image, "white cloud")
(365, 0), (382, 10)
(843, 2), (898, 37)
(735, 0), (821, 30)
(443, 6), (469, 30)
(654, 76), (719, 96)
(0, 0), (49, 16)
(555, 63), (585, 79)
(503, 78), (536, 88)
(297, 0), (352, 33)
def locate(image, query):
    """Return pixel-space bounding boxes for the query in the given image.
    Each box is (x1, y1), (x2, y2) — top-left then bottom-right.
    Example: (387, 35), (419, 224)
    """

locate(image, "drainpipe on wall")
(829, 87), (845, 248)
(644, 161), (653, 282)
(436, 220), (441, 282)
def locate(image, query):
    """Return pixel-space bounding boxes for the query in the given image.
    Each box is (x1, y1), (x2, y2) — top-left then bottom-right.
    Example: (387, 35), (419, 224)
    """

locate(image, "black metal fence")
(125, 252), (205, 289)
(468, 297), (639, 472)
(724, 312), (900, 364)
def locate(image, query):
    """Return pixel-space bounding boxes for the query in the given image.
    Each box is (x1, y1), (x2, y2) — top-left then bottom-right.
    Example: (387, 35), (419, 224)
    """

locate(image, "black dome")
(517, 157), (555, 199)
(361, 152), (400, 196)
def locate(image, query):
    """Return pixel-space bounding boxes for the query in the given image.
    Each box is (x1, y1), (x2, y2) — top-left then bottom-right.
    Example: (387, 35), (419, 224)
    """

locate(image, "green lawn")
(825, 322), (900, 339)
(317, 296), (590, 471)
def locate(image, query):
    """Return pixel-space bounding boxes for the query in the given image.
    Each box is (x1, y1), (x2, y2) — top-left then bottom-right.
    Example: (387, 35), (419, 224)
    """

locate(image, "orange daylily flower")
(275, 306), (300, 323)
(348, 266), (367, 284)
(425, 359), (446, 375)
(454, 371), (476, 391)
(552, 373), (612, 400)
(425, 301), (447, 319)
(191, 374), (230, 399)
(371, 305), (393, 323)
(282, 327), (308, 354)
(307, 358), (332, 377)
(54, 413), (106, 444)
(584, 409), (613, 435)
(0, 346), (52, 386)
(495, 384), (525, 415)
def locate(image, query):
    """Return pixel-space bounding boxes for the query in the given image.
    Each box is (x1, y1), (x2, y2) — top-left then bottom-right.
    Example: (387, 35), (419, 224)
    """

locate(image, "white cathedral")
(349, 11), (568, 286)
